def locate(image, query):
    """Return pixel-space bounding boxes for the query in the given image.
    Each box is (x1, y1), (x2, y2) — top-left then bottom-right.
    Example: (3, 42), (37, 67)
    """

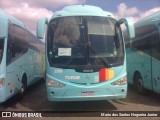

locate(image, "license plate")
(81, 91), (95, 96)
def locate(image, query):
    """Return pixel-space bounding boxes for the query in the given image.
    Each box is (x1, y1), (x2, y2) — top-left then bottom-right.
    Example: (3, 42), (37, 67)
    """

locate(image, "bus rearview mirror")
(118, 18), (135, 39)
(36, 17), (48, 39)
(0, 18), (8, 39)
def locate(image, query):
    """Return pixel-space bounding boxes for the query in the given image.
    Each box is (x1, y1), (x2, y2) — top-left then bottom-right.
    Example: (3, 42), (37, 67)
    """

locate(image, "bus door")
(151, 19), (160, 94)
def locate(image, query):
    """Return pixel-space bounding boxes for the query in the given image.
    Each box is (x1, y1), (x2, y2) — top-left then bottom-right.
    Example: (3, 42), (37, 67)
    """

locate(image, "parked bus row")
(0, 5), (159, 103)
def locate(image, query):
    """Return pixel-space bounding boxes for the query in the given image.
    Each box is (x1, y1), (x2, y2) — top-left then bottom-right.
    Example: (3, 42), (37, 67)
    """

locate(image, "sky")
(0, 0), (160, 35)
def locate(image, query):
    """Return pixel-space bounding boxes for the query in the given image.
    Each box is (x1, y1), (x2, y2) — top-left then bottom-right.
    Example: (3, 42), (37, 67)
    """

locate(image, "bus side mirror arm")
(118, 18), (135, 45)
(36, 17), (48, 39)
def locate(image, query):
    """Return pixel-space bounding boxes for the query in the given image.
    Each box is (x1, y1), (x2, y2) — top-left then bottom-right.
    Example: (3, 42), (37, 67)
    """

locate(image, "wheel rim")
(20, 84), (25, 94)
(137, 78), (144, 92)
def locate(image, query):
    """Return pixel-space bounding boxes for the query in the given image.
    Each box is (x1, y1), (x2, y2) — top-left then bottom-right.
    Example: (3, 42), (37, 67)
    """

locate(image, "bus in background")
(0, 9), (45, 102)
(36, 5), (135, 101)
(124, 11), (160, 94)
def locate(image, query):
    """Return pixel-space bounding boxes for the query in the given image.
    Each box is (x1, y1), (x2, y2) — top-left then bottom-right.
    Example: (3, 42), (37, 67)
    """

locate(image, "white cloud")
(0, 0), (86, 42)
(5, 3), (52, 19)
(140, 7), (160, 19)
(114, 3), (160, 23)
(116, 3), (140, 18)
(29, 0), (86, 8)
(0, 0), (86, 34)
(1, 1), (160, 36)
(0, 0), (86, 8)
(114, 3), (140, 23)
(3, 3), (52, 35)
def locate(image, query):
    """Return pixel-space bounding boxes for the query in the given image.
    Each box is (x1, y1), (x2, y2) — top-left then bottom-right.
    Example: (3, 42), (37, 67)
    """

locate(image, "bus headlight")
(111, 76), (127, 86)
(0, 78), (5, 88)
(46, 77), (65, 87)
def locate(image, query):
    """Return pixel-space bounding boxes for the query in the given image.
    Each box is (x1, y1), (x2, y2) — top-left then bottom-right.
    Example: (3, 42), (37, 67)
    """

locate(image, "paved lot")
(0, 81), (160, 120)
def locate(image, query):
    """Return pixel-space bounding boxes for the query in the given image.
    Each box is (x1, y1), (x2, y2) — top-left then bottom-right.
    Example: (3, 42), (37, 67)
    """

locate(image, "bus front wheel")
(134, 74), (146, 94)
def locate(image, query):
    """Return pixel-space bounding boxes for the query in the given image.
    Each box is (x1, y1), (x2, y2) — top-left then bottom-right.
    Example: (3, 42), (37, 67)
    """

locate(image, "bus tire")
(134, 73), (146, 94)
(19, 74), (27, 98)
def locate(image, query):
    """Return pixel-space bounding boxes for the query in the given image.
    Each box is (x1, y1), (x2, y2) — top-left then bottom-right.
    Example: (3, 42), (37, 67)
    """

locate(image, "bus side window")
(0, 50), (2, 59)
(153, 31), (160, 52)
(151, 27), (160, 60)
(13, 25), (28, 58)
(123, 31), (130, 48)
(0, 39), (4, 63)
(7, 24), (14, 64)
(132, 25), (153, 51)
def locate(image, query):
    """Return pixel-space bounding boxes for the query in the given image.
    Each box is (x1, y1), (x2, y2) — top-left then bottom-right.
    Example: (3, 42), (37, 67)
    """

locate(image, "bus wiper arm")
(88, 43), (111, 68)
(65, 57), (75, 68)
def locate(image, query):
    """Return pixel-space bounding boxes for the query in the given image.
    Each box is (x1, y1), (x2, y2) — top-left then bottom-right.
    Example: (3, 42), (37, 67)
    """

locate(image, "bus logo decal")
(65, 76), (80, 80)
(85, 75), (91, 80)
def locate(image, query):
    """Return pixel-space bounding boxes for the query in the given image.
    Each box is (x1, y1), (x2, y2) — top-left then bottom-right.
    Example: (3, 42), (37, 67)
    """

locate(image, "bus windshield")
(47, 16), (124, 70)
(0, 39), (4, 64)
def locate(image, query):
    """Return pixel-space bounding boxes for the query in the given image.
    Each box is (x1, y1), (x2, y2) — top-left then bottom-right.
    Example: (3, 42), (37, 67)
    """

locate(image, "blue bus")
(125, 11), (160, 94)
(0, 9), (45, 102)
(36, 5), (135, 101)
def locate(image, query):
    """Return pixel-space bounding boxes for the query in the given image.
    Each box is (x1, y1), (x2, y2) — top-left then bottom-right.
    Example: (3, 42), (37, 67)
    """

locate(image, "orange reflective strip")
(99, 68), (114, 82)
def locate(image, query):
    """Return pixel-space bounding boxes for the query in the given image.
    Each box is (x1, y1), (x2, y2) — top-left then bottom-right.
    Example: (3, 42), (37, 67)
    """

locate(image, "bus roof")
(51, 5), (114, 19)
(0, 9), (25, 28)
(134, 10), (160, 28)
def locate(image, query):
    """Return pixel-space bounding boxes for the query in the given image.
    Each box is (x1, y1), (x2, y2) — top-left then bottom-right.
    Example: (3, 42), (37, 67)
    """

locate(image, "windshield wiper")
(83, 17), (111, 68)
(64, 57), (75, 68)
(87, 42), (111, 68)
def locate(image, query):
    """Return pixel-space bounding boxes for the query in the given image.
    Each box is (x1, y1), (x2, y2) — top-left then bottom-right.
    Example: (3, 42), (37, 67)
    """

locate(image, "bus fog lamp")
(46, 77), (65, 87)
(111, 76), (127, 86)
(50, 91), (55, 95)
(0, 78), (5, 88)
